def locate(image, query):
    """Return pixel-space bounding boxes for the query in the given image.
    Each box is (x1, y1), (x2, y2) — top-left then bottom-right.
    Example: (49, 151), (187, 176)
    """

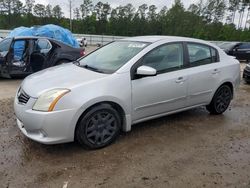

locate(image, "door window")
(141, 43), (184, 73)
(187, 43), (218, 66)
(35, 39), (52, 54)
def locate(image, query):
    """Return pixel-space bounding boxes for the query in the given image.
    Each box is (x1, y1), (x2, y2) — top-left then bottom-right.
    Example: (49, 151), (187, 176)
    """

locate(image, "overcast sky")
(19, 0), (245, 27)
(21, 0), (199, 17)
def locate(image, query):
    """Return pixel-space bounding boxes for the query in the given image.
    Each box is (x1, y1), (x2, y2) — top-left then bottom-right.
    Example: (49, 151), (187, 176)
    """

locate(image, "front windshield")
(0, 38), (12, 57)
(79, 41), (149, 73)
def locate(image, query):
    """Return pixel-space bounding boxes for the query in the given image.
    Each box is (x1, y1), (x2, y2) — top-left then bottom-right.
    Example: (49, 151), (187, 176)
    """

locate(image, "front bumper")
(243, 68), (250, 83)
(14, 96), (78, 144)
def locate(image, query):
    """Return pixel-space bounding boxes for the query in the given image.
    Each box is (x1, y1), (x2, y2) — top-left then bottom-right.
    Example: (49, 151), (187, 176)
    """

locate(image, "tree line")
(1, 0), (250, 41)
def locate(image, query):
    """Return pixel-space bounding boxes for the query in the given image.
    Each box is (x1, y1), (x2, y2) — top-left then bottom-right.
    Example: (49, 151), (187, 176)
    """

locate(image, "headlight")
(33, 89), (70, 112)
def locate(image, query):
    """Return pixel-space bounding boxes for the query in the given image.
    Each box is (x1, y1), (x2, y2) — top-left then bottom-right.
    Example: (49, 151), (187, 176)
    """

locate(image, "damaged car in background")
(0, 24), (85, 78)
(218, 42), (250, 62)
(0, 36), (85, 78)
(243, 63), (250, 84)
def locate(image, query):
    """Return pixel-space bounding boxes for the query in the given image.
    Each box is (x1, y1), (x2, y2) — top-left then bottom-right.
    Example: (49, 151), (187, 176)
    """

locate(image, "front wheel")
(75, 104), (121, 149)
(206, 85), (232, 115)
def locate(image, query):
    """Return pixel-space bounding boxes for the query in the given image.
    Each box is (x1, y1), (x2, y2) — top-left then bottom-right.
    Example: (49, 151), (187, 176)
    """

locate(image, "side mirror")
(136, 65), (157, 76)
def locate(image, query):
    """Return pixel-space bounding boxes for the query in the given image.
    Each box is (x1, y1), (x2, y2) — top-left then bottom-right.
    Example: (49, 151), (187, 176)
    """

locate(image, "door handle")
(175, 77), (185, 83)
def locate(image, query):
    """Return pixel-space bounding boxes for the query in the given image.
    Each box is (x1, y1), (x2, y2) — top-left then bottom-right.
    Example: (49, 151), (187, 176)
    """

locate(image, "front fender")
(68, 96), (132, 140)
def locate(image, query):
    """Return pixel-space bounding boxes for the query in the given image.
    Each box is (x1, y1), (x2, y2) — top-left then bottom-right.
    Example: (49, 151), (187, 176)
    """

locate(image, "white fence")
(0, 29), (10, 37)
(0, 29), (126, 45)
(74, 34), (126, 45)
(0, 29), (238, 46)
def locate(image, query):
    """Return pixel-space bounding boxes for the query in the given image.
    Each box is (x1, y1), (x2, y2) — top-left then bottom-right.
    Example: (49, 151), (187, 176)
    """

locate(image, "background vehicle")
(243, 63), (250, 83)
(0, 36), (85, 78)
(14, 36), (240, 149)
(218, 42), (250, 61)
(77, 38), (83, 47)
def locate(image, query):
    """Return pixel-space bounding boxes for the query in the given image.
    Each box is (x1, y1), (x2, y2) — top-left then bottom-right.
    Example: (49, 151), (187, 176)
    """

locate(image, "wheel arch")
(221, 81), (234, 99)
(211, 81), (234, 102)
(73, 100), (130, 141)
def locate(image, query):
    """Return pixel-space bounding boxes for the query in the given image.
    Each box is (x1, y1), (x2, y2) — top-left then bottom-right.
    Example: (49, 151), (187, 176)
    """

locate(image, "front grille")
(17, 88), (30, 105)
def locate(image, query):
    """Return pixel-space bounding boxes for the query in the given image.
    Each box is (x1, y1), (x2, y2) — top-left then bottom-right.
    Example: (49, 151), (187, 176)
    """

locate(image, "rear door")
(186, 42), (221, 106)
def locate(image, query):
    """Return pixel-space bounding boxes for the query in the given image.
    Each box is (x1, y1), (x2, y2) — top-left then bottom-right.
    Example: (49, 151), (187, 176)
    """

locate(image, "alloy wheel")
(85, 111), (118, 145)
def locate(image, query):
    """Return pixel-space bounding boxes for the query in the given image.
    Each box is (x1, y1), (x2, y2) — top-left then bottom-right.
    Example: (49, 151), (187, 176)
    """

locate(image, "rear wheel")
(76, 104), (121, 149)
(206, 85), (232, 115)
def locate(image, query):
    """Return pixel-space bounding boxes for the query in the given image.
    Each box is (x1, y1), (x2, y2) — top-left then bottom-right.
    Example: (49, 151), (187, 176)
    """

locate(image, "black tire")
(76, 104), (121, 149)
(206, 85), (232, 115)
(245, 80), (250, 84)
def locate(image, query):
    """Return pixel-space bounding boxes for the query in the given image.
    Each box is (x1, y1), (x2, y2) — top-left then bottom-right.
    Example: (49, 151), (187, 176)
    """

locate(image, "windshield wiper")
(82, 64), (105, 73)
(73, 60), (80, 66)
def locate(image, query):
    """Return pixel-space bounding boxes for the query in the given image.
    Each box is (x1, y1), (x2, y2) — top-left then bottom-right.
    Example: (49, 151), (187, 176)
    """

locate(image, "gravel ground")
(0, 62), (250, 188)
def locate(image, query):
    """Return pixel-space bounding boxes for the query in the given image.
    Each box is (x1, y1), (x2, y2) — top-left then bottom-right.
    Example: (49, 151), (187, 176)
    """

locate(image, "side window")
(141, 43), (184, 73)
(35, 39), (52, 53)
(187, 43), (218, 65)
(238, 43), (250, 49)
(211, 48), (218, 63)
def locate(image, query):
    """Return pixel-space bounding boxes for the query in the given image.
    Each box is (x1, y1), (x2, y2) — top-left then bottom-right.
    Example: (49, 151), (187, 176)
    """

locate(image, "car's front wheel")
(206, 85), (232, 115)
(76, 104), (121, 149)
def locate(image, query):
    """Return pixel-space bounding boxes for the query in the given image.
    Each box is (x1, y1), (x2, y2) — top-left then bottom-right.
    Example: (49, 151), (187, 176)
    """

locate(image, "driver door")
(131, 43), (188, 122)
(7, 39), (32, 75)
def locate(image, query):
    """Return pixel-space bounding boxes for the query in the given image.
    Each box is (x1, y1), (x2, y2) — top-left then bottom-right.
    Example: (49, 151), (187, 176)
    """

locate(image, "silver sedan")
(14, 36), (241, 149)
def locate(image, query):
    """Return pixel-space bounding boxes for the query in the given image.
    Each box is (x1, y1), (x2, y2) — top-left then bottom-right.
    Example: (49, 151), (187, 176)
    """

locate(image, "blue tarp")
(8, 24), (79, 48)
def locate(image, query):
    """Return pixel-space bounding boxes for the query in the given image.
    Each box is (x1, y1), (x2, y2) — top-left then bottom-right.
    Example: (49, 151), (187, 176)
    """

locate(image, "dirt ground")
(0, 61), (250, 188)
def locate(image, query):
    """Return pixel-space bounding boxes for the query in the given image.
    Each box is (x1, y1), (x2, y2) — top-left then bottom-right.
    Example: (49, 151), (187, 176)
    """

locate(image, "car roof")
(9, 36), (54, 40)
(120, 35), (221, 50)
(120, 35), (211, 44)
(6, 36), (80, 49)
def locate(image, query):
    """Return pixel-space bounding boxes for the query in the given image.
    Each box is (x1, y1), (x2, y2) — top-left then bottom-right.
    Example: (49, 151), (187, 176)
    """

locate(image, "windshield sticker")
(128, 43), (146, 48)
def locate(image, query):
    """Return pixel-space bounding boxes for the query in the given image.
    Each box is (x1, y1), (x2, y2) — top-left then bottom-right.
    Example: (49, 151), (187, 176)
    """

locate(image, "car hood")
(21, 63), (109, 98)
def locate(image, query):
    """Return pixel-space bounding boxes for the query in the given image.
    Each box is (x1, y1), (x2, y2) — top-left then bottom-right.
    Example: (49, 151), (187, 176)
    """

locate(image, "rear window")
(187, 43), (219, 66)
(35, 39), (52, 51)
(238, 43), (250, 49)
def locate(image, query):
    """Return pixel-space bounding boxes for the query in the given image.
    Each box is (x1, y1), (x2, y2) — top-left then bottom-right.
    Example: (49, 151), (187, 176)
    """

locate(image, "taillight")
(80, 50), (85, 56)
